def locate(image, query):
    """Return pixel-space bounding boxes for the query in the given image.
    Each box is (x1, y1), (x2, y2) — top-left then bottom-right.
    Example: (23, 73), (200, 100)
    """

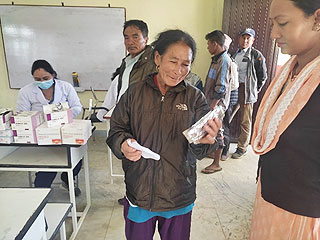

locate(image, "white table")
(0, 143), (91, 240)
(0, 188), (52, 240)
(45, 203), (72, 240)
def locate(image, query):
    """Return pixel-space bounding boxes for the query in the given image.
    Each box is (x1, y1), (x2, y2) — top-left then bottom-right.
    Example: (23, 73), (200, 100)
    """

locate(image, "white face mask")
(36, 78), (54, 89)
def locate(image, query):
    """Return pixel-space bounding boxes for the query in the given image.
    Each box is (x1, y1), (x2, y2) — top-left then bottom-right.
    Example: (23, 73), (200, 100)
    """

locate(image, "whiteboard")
(0, 5), (126, 90)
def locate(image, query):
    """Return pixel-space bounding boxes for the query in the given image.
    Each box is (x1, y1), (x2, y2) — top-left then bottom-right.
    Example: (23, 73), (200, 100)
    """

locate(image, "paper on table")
(127, 139), (160, 160)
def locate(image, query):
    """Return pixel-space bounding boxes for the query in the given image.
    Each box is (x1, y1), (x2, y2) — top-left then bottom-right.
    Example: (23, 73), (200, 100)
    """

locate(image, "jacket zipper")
(149, 94), (164, 210)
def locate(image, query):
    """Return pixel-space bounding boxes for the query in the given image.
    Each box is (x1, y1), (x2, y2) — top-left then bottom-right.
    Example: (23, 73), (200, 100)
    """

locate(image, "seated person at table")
(16, 59), (83, 196)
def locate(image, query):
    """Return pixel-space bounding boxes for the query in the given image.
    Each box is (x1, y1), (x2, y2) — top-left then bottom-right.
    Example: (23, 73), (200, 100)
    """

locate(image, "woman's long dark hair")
(31, 59), (57, 78)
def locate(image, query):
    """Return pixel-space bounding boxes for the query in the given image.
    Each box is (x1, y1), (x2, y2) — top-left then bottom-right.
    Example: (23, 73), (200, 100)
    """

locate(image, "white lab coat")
(16, 79), (82, 118)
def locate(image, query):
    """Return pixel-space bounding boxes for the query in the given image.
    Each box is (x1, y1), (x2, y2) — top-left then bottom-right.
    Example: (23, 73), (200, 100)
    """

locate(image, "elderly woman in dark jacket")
(107, 29), (222, 240)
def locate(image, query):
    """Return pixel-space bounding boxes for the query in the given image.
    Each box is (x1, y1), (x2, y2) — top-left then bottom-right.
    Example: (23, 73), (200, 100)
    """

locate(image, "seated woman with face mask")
(17, 59), (82, 118)
(16, 59), (83, 196)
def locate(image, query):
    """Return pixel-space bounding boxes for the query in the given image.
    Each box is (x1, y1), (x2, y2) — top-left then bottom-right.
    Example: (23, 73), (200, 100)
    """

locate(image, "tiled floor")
(0, 131), (259, 240)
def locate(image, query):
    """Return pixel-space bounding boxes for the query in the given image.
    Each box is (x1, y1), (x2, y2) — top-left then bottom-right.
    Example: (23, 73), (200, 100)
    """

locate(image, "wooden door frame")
(222, 0), (279, 141)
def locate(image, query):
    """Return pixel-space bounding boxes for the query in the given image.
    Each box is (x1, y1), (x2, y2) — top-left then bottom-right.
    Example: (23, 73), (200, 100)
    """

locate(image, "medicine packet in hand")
(182, 105), (225, 144)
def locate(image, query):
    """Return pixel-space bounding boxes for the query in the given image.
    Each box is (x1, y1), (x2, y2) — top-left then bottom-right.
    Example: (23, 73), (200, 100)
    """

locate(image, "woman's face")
(154, 42), (192, 89)
(270, 0), (320, 55)
(33, 68), (53, 82)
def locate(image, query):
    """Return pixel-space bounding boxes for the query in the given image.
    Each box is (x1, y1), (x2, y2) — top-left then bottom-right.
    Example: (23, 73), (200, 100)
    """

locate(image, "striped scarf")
(252, 55), (320, 155)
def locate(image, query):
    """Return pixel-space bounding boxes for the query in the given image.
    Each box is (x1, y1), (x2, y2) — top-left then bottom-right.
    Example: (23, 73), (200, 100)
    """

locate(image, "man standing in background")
(94, 19), (156, 121)
(201, 30), (232, 174)
(93, 19), (156, 205)
(231, 28), (267, 159)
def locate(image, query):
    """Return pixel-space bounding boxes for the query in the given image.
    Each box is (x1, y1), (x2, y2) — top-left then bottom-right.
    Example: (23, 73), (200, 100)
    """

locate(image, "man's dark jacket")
(112, 45), (156, 102)
(232, 47), (267, 103)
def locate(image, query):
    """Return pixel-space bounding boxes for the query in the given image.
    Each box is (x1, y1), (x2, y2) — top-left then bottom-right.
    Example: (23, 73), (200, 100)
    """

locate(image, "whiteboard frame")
(0, 4), (126, 90)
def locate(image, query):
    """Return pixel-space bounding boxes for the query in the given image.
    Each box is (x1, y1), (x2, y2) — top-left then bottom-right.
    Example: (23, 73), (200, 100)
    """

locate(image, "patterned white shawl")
(252, 56), (320, 154)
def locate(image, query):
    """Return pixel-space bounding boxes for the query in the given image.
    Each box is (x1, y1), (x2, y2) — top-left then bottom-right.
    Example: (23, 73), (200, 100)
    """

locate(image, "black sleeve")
(254, 50), (268, 92)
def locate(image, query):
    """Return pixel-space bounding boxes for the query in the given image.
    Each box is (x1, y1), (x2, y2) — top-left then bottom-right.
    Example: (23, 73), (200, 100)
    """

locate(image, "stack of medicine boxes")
(37, 102), (92, 145)
(36, 102), (72, 145)
(0, 108), (14, 144)
(10, 111), (44, 144)
(1, 102), (92, 145)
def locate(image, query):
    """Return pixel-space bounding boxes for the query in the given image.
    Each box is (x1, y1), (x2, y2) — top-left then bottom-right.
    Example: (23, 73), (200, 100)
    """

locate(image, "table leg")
(106, 119), (114, 184)
(42, 229), (48, 240)
(59, 222), (67, 240)
(83, 146), (91, 206)
(67, 170), (78, 235)
(28, 171), (33, 187)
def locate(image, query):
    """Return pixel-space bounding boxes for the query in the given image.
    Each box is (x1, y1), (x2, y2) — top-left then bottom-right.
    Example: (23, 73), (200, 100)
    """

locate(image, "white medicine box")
(61, 120), (92, 145)
(0, 108), (13, 130)
(36, 122), (62, 145)
(43, 102), (72, 127)
(0, 121), (10, 131)
(0, 129), (13, 144)
(10, 111), (44, 130)
(0, 136), (14, 144)
(13, 129), (38, 144)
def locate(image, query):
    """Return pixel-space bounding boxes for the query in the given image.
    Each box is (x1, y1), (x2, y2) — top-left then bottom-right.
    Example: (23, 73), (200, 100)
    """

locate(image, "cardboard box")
(43, 103), (72, 127)
(61, 120), (92, 145)
(10, 111), (44, 130)
(36, 122), (62, 145)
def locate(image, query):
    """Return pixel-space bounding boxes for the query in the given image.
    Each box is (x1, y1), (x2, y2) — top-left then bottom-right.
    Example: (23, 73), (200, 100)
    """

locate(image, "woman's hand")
(121, 138), (142, 162)
(198, 118), (222, 144)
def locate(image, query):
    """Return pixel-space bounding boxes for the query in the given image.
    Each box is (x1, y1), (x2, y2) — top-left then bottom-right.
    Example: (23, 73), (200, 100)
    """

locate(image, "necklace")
(279, 63), (298, 95)
(290, 71), (298, 82)
(290, 63), (299, 82)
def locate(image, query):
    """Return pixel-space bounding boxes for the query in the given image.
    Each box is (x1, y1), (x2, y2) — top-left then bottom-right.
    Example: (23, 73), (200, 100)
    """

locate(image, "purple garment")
(123, 198), (192, 240)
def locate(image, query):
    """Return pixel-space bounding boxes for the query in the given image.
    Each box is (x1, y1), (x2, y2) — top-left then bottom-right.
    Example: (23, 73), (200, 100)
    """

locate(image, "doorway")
(222, 0), (279, 142)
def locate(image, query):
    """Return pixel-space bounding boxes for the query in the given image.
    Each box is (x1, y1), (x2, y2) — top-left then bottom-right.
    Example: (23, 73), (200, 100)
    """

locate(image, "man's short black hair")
(123, 20), (148, 38)
(205, 30), (225, 47)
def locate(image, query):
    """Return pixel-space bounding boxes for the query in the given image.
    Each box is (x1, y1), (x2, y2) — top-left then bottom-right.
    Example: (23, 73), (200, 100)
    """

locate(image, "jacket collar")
(146, 73), (187, 94)
(243, 47), (253, 59)
(234, 47), (252, 60)
(124, 45), (153, 64)
(211, 50), (226, 63)
(135, 45), (153, 67)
